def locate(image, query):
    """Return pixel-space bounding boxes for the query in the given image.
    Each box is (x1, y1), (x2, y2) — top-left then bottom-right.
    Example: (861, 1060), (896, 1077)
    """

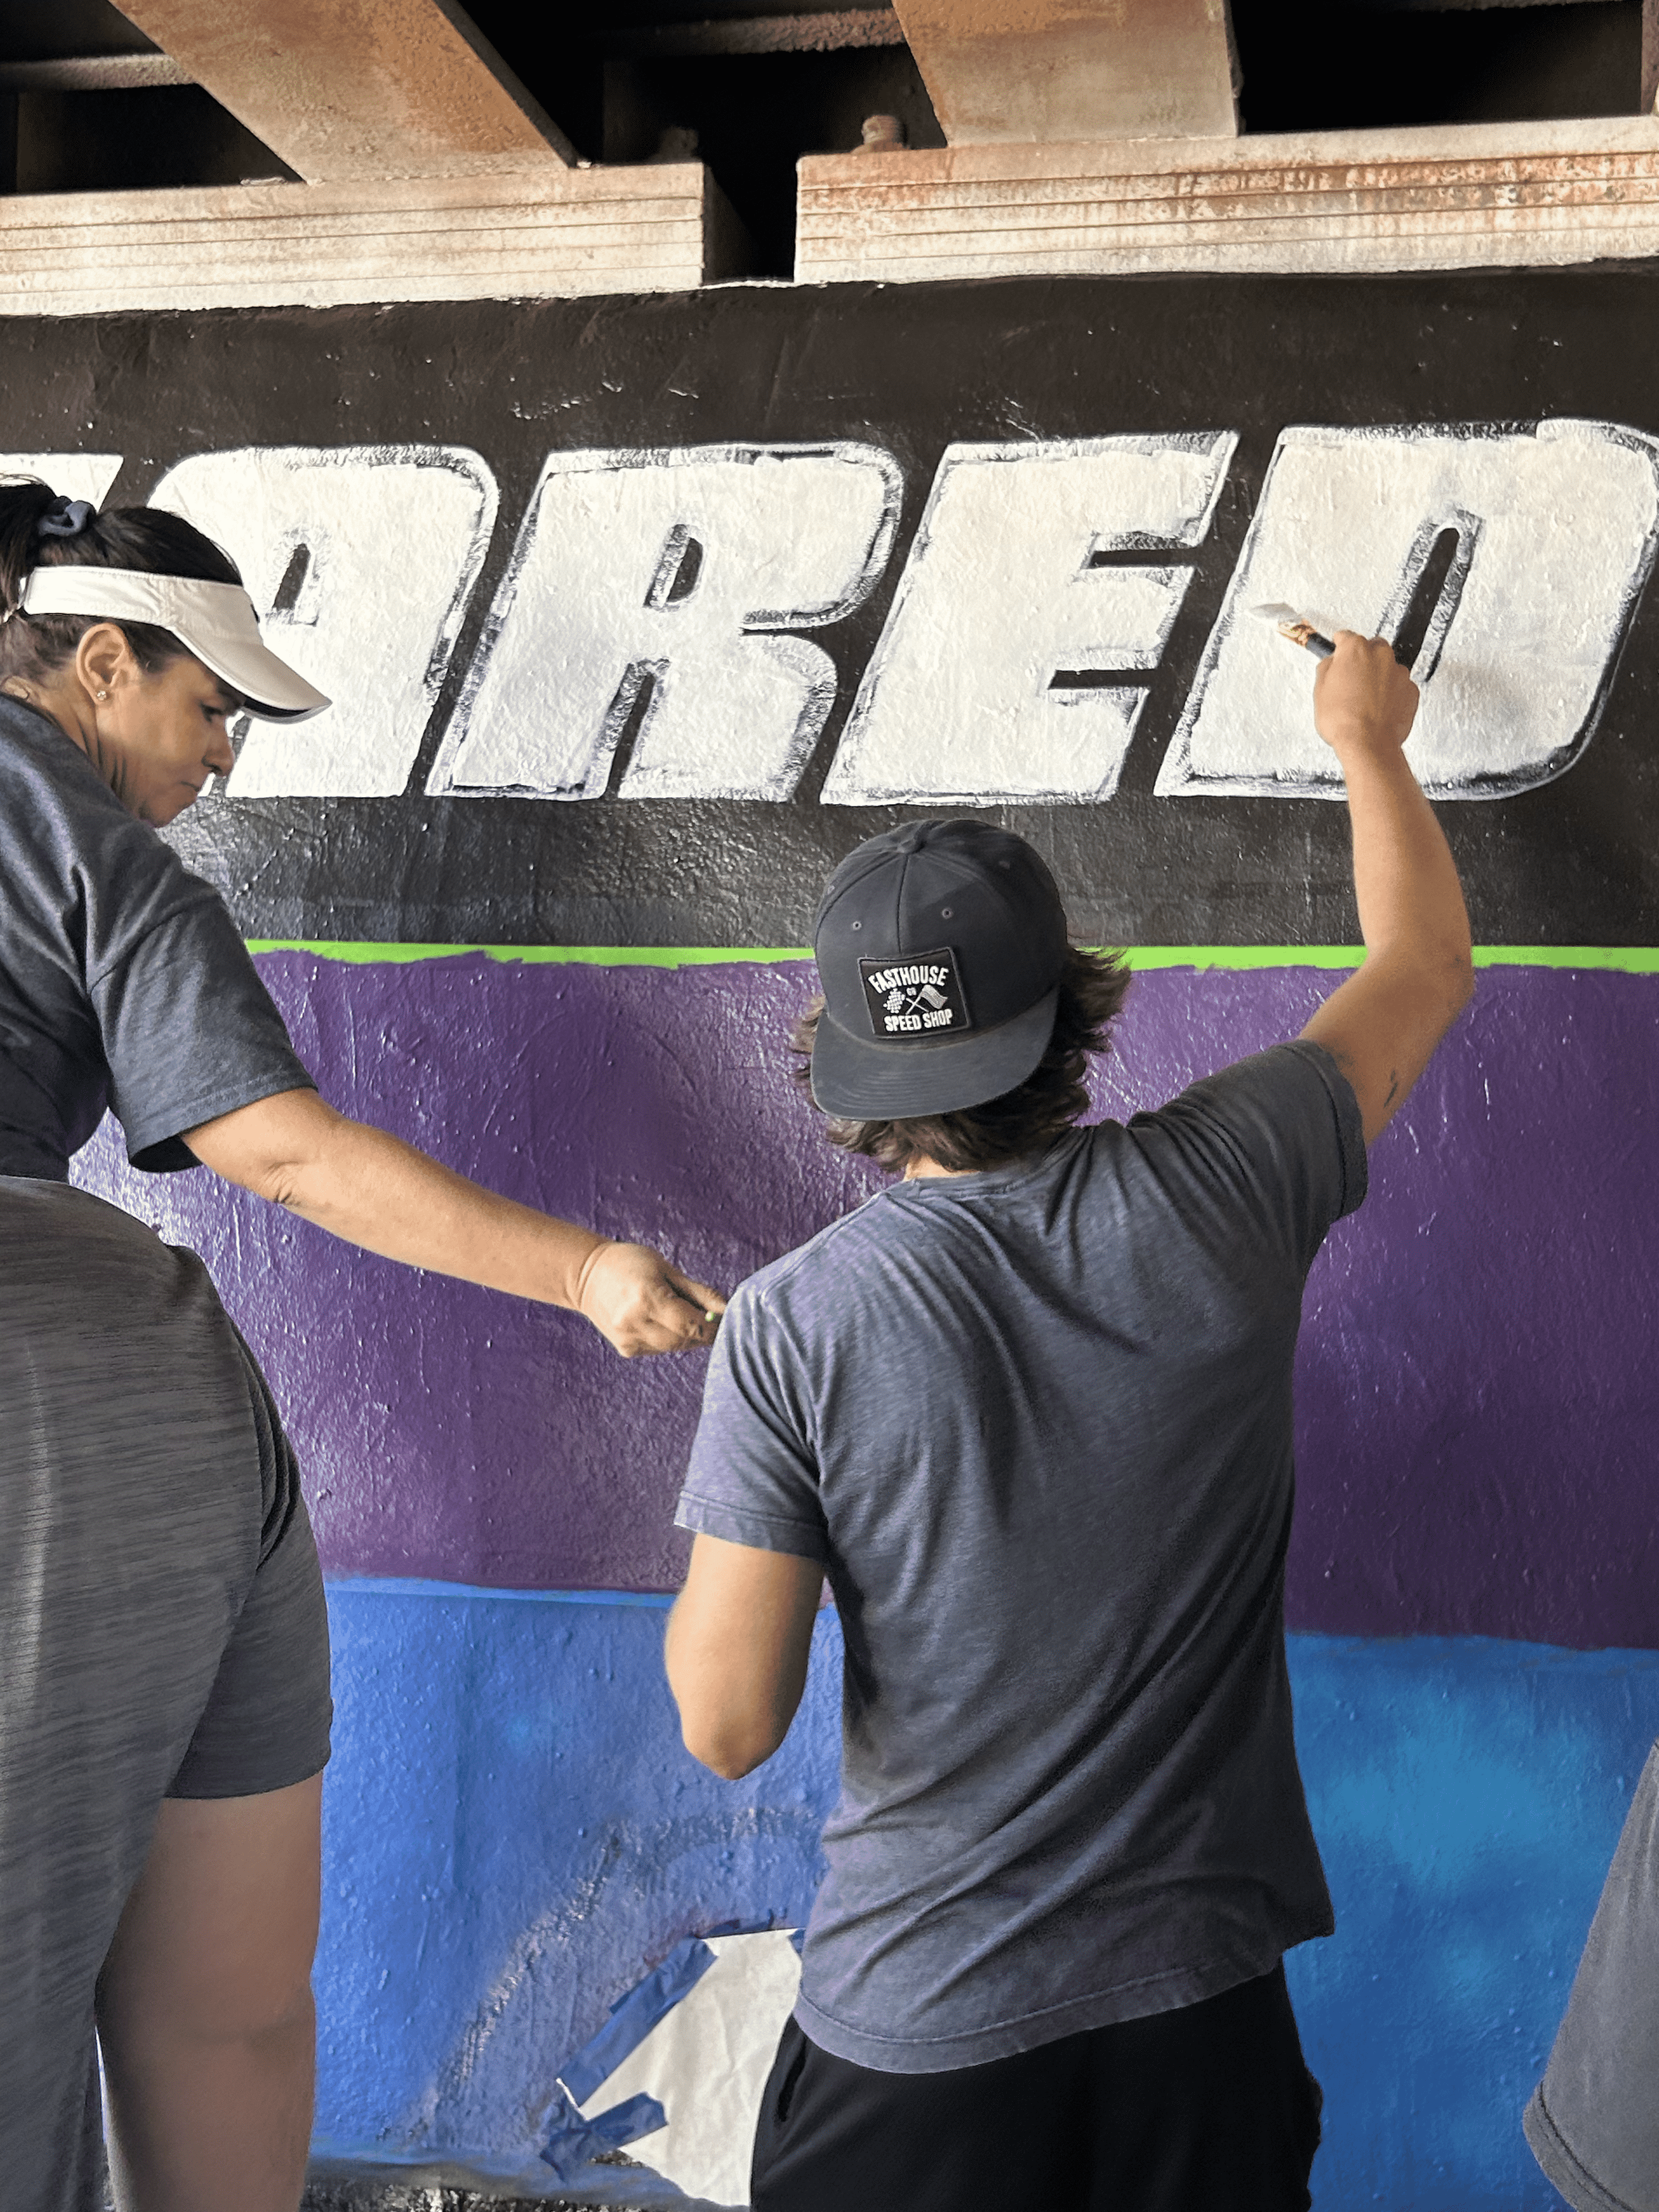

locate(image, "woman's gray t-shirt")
(0, 696), (311, 1178)
(676, 1040), (1367, 2074)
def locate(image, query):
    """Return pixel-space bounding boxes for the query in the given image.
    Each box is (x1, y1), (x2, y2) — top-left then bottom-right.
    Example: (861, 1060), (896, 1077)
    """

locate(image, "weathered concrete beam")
(0, 164), (741, 314)
(111, 0), (574, 180)
(891, 0), (1239, 145)
(798, 115), (1659, 282)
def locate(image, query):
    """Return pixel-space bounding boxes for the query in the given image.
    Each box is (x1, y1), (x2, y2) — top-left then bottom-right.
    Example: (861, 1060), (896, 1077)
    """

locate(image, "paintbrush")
(1250, 602), (1335, 660)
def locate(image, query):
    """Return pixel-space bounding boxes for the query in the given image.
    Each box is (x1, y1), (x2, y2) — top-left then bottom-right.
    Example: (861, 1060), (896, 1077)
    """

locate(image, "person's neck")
(4, 678), (125, 804)
(903, 1155), (972, 1180)
(7, 676), (91, 758)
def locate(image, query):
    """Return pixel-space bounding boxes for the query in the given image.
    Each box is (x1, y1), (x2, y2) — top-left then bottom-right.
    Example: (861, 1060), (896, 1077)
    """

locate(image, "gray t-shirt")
(0, 698), (312, 1179)
(1, 1177), (334, 2212)
(676, 1040), (1367, 2074)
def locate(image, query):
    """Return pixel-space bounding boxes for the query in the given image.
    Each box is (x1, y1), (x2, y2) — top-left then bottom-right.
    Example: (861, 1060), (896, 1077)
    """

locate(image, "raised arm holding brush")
(1300, 629), (1475, 1137)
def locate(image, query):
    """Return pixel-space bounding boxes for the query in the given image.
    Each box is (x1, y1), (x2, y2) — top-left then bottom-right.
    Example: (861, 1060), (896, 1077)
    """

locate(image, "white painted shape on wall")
(821, 433), (1238, 806)
(0, 455), (123, 506)
(575, 1931), (802, 2209)
(151, 445), (499, 798)
(1157, 419), (1659, 800)
(427, 443), (903, 802)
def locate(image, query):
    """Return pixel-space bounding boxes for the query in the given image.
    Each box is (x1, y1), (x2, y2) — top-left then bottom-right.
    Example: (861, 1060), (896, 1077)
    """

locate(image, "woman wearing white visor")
(0, 486), (725, 2212)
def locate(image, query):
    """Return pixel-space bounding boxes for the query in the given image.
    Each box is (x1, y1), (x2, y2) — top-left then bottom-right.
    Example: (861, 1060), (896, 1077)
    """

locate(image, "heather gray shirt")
(0, 697), (311, 1179)
(676, 1041), (1367, 2074)
(2, 1179), (333, 2212)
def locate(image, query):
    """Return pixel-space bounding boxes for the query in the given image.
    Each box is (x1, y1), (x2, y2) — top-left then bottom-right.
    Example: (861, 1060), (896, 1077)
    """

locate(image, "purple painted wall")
(75, 952), (1659, 1645)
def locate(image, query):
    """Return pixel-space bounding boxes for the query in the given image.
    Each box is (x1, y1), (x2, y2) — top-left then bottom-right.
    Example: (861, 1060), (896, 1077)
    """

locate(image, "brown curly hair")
(794, 944), (1132, 1173)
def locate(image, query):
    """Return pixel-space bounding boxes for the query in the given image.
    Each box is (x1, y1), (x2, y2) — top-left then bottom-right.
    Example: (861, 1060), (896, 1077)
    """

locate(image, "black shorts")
(752, 1964), (1323, 2212)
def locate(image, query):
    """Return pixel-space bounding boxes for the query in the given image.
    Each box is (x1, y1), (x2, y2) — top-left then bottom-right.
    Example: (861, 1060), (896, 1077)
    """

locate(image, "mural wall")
(37, 268), (1659, 2204)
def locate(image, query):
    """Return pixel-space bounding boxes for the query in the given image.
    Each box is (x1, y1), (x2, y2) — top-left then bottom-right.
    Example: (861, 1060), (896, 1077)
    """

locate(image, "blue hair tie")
(37, 498), (94, 540)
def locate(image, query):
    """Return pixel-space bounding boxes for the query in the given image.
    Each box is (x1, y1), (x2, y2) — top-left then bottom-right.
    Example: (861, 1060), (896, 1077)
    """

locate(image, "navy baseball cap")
(810, 818), (1069, 1120)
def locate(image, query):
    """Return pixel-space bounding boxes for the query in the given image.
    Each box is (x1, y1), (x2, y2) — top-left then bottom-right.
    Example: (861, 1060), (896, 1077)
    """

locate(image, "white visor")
(18, 567), (330, 721)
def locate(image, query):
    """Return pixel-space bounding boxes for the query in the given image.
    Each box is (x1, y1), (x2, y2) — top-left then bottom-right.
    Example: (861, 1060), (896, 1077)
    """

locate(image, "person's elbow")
(1390, 934), (1474, 1031)
(663, 1543), (820, 1779)
(665, 1629), (792, 1775)
(1442, 939), (1476, 1020)
(676, 1699), (787, 1780)
(185, 1088), (347, 1211)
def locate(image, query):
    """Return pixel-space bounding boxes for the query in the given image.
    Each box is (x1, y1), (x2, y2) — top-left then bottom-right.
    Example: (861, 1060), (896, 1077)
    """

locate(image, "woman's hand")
(575, 1241), (724, 1357)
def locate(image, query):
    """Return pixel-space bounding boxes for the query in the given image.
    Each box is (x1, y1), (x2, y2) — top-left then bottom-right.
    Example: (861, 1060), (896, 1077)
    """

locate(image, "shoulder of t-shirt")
(0, 705), (116, 842)
(727, 1182), (905, 1323)
(1, 704), (171, 860)
(0, 704), (225, 954)
(1278, 1036), (1364, 1127)
(1215, 1036), (1364, 1142)
(1135, 1037), (1368, 1221)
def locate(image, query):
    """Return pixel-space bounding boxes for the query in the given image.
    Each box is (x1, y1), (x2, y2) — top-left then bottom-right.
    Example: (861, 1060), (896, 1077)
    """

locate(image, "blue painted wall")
(1286, 1638), (1659, 2209)
(311, 1585), (1657, 2204)
(312, 1585), (840, 2166)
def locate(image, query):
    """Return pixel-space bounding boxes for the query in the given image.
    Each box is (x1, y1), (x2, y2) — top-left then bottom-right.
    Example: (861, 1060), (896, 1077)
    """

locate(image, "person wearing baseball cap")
(667, 637), (1475, 2212)
(0, 482), (724, 2212)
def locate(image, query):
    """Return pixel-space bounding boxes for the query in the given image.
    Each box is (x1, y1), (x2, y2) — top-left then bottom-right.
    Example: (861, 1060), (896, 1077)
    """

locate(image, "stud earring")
(94, 689), (108, 702)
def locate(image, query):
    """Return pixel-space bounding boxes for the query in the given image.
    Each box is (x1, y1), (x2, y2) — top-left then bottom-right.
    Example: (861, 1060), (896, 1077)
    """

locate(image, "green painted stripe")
(1123, 947), (1361, 972)
(1130, 947), (1659, 973)
(246, 940), (1659, 973)
(245, 941), (811, 968)
(1469, 946), (1659, 971)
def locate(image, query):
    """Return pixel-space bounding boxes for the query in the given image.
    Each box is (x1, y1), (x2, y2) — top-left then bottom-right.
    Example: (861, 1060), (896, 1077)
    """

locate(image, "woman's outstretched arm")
(186, 1087), (724, 1357)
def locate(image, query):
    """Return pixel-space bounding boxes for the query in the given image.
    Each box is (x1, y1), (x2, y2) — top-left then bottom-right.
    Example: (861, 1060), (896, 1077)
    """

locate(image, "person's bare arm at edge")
(1300, 632), (1474, 1142)
(97, 1775), (320, 2212)
(666, 1534), (823, 1779)
(186, 1089), (724, 1358)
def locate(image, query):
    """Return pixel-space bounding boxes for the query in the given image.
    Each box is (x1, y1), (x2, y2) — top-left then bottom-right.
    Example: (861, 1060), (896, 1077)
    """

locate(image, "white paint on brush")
(1157, 419), (1659, 800)
(151, 445), (498, 798)
(427, 443), (902, 802)
(0, 455), (123, 507)
(822, 432), (1238, 806)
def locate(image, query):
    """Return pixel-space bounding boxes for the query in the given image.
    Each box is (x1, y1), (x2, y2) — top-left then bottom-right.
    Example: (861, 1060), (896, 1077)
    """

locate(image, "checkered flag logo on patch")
(858, 946), (971, 1041)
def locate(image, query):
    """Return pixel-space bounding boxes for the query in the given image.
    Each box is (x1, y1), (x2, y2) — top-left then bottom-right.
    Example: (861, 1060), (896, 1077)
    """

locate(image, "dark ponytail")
(0, 478), (242, 690)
